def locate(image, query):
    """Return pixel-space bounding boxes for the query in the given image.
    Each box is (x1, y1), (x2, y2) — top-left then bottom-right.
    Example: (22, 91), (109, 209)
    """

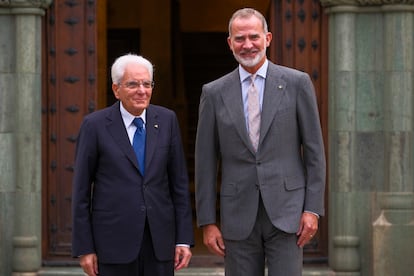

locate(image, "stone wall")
(321, 0), (414, 275)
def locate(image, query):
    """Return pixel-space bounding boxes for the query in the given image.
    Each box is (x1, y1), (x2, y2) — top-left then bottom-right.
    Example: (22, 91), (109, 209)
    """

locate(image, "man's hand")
(296, 212), (319, 248)
(174, 246), (192, 270)
(79, 253), (98, 276)
(202, 224), (225, 257)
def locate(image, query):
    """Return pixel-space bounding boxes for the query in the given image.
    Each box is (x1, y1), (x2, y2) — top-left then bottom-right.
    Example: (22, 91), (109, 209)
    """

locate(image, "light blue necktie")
(132, 118), (146, 175)
(248, 74), (260, 151)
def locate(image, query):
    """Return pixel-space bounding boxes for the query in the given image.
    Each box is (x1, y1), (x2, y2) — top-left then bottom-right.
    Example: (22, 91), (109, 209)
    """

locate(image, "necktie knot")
(250, 74), (256, 84)
(133, 117), (144, 130)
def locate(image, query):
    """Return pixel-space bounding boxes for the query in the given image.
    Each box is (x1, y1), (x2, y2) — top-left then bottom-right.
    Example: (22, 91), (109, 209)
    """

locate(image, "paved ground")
(38, 266), (335, 276)
(38, 267), (225, 276)
(38, 254), (334, 276)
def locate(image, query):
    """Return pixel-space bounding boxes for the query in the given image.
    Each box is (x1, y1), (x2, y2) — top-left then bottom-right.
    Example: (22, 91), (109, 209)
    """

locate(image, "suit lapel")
(220, 69), (253, 151)
(106, 102), (140, 171)
(260, 63), (287, 146)
(144, 105), (159, 173)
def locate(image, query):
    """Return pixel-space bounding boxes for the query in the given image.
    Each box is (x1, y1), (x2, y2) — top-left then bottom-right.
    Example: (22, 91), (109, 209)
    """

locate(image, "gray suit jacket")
(195, 61), (326, 240)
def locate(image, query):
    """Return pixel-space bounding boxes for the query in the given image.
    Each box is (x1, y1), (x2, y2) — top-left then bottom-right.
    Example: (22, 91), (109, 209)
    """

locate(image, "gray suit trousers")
(224, 197), (303, 276)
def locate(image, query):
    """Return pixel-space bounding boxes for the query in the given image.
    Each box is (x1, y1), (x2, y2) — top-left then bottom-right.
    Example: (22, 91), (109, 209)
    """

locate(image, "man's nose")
(243, 39), (254, 49)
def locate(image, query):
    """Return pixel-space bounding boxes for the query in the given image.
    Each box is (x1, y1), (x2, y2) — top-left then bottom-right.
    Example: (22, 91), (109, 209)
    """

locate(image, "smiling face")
(112, 63), (153, 116)
(227, 15), (272, 74)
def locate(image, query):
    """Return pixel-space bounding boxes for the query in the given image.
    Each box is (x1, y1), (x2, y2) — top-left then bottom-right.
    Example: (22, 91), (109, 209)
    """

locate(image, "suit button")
(140, 206), (146, 211)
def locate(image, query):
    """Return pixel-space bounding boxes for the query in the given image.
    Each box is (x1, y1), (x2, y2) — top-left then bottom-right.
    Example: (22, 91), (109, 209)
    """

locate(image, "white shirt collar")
(119, 102), (146, 127)
(239, 59), (269, 83)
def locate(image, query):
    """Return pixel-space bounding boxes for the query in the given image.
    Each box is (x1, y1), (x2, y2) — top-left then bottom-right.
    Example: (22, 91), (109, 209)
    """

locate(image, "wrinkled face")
(227, 16), (272, 73)
(112, 63), (153, 116)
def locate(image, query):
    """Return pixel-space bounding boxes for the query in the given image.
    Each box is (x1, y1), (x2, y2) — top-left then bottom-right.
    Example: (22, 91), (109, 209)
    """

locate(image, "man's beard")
(233, 48), (266, 68)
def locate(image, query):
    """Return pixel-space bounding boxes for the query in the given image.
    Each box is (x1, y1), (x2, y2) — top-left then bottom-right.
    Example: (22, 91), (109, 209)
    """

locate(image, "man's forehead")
(231, 18), (263, 32)
(233, 15), (261, 25)
(233, 31), (261, 37)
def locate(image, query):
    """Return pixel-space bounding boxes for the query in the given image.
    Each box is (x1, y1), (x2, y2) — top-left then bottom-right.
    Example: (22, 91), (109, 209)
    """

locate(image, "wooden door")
(270, 0), (329, 262)
(41, 0), (106, 263)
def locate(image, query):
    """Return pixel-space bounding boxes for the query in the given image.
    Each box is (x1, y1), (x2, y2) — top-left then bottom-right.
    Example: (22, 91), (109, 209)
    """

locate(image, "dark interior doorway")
(106, 28), (141, 106)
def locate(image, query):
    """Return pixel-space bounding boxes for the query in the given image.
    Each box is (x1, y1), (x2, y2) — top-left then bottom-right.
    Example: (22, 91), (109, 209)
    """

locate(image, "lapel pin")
(154, 124), (159, 129)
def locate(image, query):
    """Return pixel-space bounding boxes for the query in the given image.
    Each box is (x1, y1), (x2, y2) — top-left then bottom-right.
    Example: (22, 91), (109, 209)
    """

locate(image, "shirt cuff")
(304, 210), (320, 218)
(176, 244), (190, 248)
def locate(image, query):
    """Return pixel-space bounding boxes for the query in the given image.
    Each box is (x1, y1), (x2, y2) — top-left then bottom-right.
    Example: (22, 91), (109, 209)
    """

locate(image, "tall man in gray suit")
(195, 8), (326, 276)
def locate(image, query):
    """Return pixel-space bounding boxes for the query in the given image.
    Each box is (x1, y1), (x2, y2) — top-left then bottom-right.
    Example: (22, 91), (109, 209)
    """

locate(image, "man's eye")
(126, 82), (139, 88)
(123, 81), (154, 89)
(141, 81), (152, 88)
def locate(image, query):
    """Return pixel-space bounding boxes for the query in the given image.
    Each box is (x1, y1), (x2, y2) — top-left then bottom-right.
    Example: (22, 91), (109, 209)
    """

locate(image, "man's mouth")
(240, 50), (258, 58)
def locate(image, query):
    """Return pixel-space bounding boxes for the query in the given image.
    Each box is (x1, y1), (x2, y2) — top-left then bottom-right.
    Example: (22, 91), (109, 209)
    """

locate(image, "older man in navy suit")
(72, 54), (194, 276)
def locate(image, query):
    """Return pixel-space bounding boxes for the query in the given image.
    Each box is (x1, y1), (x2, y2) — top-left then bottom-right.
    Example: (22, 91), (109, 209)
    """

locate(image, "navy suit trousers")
(98, 220), (174, 276)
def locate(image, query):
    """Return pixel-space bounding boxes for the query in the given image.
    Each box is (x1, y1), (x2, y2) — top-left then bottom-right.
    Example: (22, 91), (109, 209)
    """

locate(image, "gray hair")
(111, 53), (154, 84)
(228, 8), (268, 36)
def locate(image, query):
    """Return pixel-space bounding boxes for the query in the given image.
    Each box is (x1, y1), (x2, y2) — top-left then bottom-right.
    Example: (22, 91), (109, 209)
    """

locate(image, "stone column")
(0, 6), (17, 274)
(372, 3), (414, 275)
(324, 4), (361, 274)
(0, 1), (51, 275)
(321, 0), (414, 275)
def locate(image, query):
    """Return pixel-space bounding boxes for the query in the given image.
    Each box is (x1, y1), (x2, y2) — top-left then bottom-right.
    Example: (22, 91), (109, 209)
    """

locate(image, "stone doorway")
(41, 0), (328, 266)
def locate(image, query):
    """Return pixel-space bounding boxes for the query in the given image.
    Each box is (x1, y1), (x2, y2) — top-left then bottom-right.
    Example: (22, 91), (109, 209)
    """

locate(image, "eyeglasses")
(120, 80), (154, 89)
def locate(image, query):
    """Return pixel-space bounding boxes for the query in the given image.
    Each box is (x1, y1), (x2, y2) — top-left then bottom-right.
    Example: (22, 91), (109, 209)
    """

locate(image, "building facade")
(0, 0), (413, 275)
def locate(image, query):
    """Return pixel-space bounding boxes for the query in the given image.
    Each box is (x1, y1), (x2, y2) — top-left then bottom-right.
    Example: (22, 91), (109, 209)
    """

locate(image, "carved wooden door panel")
(269, 0), (329, 262)
(41, 0), (105, 263)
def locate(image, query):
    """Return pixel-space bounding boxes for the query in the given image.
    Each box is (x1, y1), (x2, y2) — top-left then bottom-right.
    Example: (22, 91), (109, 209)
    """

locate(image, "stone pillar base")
(373, 193), (414, 276)
(331, 235), (360, 274)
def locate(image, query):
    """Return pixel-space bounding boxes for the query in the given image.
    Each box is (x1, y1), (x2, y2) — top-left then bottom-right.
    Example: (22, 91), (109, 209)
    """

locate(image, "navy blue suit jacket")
(72, 102), (194, 263)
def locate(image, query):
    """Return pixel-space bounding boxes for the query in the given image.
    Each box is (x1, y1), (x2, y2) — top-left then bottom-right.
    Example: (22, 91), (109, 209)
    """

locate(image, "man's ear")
(227, 37), (233, 51)
(266, 32), (273, 47)
(112, 83), (120, 99)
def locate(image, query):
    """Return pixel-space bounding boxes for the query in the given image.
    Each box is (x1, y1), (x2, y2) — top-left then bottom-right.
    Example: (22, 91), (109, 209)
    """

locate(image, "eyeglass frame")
(119, 80), (155, 89)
